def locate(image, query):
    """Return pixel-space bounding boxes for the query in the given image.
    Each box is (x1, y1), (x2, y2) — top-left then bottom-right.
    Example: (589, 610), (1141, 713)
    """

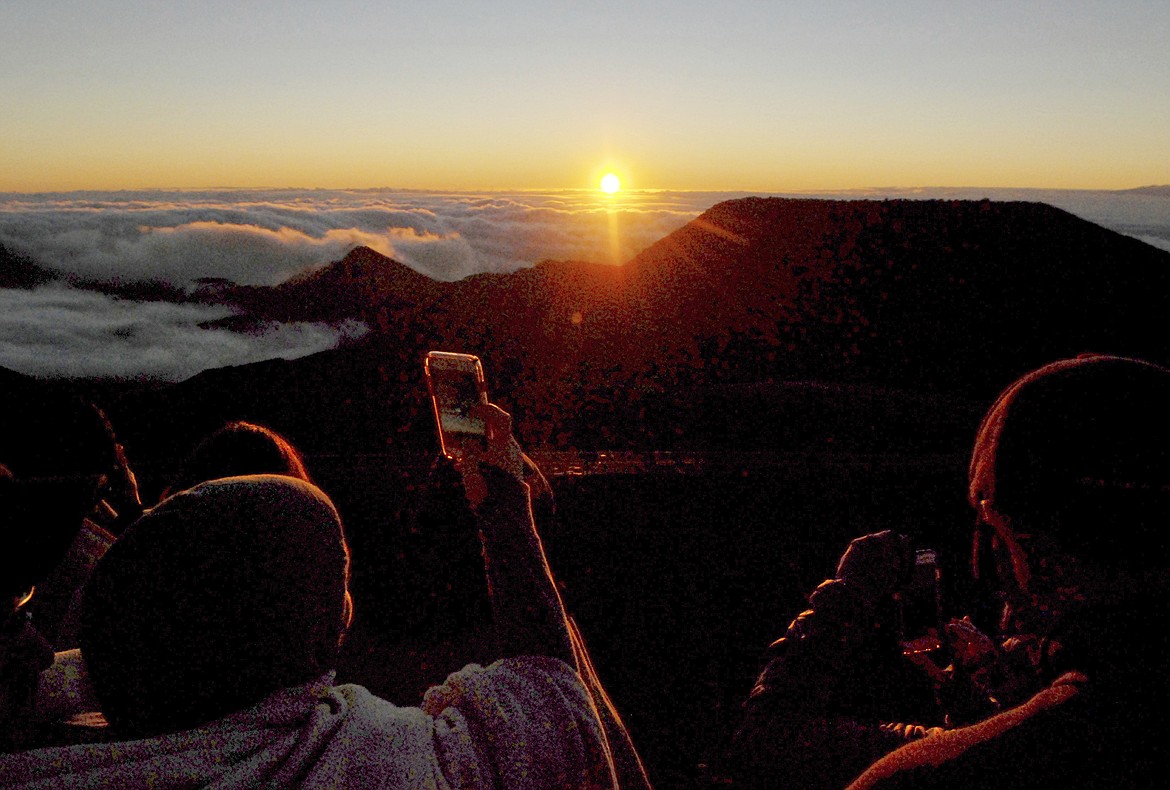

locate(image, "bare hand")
(945, 616), (997, 669)
(457, 403), (524, 510)
(521, 452), (552, 502)
(92, 444), (143, 531)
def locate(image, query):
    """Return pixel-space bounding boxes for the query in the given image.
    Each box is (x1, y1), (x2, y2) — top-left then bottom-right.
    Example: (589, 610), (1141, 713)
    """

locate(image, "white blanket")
(0, 656), (619, 789)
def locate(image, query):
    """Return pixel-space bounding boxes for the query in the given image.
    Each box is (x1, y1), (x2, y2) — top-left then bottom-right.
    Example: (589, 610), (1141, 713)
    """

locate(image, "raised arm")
(457, 403), (575, 666)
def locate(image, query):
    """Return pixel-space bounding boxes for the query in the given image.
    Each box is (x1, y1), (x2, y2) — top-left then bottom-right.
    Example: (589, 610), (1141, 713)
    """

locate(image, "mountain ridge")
(82, 196), (1170, 472)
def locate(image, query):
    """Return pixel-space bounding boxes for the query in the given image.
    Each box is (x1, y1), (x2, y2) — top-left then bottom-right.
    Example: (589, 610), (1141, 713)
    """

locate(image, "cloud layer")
(0, 189), (714, 380)
(0, 190), (713, 288)
(1, 188), (1166, 381)
(0, 284), (364, 381)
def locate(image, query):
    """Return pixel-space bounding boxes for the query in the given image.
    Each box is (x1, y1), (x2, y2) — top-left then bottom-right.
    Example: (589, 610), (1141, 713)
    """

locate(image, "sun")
(599, 173), (621, 194)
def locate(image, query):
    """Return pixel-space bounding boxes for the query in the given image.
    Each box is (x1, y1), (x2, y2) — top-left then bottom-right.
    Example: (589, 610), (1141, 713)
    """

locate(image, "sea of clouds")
(1, 187), (1167, 381)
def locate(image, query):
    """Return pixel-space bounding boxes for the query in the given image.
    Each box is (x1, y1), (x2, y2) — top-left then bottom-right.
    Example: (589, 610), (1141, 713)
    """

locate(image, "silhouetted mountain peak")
(218, 246), (441, 324)
(343, 244), (385, 262)
(285, 246), (435, 292)
(0, 242), (56, 289)
(1117, 185), (1170, 197)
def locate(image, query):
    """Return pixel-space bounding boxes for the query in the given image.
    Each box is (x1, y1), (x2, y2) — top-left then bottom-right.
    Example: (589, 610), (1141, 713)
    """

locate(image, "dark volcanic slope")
(613, 197), (1170, 392)
(107, 198), (1170, 465)
(231, 197), (1170, 390)
(220, 245), (444, 324)
(0, 242), (56, 289)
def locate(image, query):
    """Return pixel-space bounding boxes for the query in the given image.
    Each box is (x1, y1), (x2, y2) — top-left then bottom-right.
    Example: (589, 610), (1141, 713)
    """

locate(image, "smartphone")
(898, 548), (943, 655)
(424, 351), (489, 461)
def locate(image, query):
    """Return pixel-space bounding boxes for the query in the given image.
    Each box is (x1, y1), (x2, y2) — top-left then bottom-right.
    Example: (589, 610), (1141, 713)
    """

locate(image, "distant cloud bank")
(0, 189), (711, 288)
(0, 189), (713, 381)
(1, 187), (1167, 381)
(0, 284), (366, 381)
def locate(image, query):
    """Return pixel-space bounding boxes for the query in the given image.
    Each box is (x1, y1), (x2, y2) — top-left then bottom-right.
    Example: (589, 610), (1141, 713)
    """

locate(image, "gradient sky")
(3, 1), (1169, 192)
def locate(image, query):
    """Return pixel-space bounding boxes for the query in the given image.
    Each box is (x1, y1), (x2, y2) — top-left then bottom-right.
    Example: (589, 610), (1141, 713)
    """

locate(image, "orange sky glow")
(2, 2), (1168, 193)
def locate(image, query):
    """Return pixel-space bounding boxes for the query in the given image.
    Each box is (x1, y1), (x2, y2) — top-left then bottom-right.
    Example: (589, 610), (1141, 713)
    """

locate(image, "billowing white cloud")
(1, 188), (1165, 381)
(0, 284), (365, 381)
(0, 190), (709, 289)
(6, 187), (1162, 288)
(0, 190), (710, 381)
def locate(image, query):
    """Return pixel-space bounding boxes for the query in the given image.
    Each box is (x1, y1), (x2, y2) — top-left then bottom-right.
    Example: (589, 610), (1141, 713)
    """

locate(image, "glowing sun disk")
(600, 173), (621, 193)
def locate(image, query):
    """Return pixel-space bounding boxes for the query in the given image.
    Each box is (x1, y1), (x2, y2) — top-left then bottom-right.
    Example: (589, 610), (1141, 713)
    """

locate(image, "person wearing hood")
(2, 403), (633, 788)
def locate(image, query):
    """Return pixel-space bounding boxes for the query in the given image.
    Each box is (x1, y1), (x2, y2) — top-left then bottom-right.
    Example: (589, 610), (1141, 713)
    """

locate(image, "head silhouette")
(969, 354), (1170, 595)
(80, 474), (351, 737)
(0, 383), (124, 483)
(0, 388), (126, 606)
(163, 421), (311, 500)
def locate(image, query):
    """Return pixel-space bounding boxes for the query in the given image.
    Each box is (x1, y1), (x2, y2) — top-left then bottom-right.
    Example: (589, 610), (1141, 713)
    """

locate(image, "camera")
(898, 548), (943, 655)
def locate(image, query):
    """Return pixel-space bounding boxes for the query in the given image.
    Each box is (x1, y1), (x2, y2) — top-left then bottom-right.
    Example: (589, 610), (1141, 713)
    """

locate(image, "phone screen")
(899, 549), (943, 655)
(425, 352), (488, 460)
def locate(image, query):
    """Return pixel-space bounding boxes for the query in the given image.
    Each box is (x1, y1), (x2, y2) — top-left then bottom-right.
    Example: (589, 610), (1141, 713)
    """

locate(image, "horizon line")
(2, 184), (1168, 198)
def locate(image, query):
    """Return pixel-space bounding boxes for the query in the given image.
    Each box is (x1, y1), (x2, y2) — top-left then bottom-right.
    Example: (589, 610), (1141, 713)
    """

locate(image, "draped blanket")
(0, 657), (618, 789)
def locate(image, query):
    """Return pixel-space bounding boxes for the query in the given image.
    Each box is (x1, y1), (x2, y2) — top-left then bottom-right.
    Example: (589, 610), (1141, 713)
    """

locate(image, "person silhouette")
(1, 402), (631, 788)
(850, 354), (1170, 788)
(159, 420), (312, 501)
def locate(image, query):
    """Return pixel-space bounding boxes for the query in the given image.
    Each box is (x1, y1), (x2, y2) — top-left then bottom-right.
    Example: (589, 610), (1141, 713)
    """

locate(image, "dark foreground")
(300, 452), (974, 789)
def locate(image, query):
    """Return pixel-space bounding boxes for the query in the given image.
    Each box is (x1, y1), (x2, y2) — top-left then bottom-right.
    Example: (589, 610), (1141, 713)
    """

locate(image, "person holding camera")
(1, 390), (143, 655)
(722, 528), (954, 790)
(1, 387), (141, 752)
(726, 354), (1170, 789)
(848, 354), (1170, 788)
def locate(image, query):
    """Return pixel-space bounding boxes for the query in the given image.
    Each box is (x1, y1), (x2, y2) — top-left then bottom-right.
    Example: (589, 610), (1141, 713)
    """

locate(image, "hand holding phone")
(424, 351), (489, 462)
(456, 402), (526, 511)
(469, 402), (524, 477)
